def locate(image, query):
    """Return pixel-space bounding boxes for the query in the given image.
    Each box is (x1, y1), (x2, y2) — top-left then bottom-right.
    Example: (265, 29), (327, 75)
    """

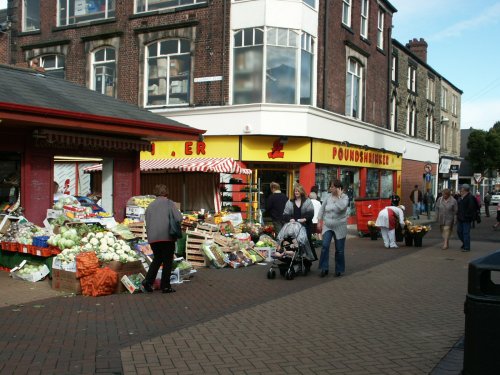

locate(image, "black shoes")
(320, 270), (328, 278)
(141, 281), (154, 293)
(335, 272), (343, 277)
(162, 287), (176, 294)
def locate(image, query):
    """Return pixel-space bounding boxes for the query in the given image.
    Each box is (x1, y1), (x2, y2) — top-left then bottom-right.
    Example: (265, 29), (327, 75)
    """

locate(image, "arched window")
(145, 39), (191, 107)
(92, 47), (116, 97)
(39, 55), (65, 79)
(346, 58), (363, 119)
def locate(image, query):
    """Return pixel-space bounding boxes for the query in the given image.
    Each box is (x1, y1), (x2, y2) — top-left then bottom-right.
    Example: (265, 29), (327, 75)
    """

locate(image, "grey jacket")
(145, 197), (183, 243)
(435, 196), (458, 227)
(318, 193), (349, 239)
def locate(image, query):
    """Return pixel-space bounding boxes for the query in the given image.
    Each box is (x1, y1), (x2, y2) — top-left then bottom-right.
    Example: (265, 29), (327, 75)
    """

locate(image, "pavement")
(0, 213), (498, 375)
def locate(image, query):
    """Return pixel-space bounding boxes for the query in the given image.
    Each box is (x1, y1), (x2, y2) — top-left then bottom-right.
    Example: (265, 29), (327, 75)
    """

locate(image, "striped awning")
(84, 158), (252, 175)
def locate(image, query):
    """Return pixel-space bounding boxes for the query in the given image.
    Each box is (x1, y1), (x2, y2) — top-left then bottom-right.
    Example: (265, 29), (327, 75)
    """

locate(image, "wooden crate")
(127, 221), (147, 241)
(185, 229), (214, 268)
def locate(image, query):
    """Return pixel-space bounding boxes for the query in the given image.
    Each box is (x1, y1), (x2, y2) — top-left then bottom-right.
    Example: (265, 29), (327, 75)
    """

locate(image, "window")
(58, 0), (115, 26)
(360, 0), (369, 39)
(426, 77), (435, 102)
(302, 0), (315, 7)
(92, 47), (116, 97)
(145, 39), (191, 107)
(391, 54), (397, 82)
(451, 94), (458, 115)
(406, 100), (416, 136)
(39, 55), (65, 79)
(342, 0), (351, 27)
(345, 58), (363, 119)
(441, 123), (447, 151)
(407, 65), (416, 92)
(441, 87), (448, 110)
(23, 0), (40, 32)
(380, 170), (393, 199)
(426, 111), (434, 142)
(136, 0), (207, 13)
(390, 93), (397, 132)
(366, 169), (379, 198)
(232, 27), (314, 105)
(377, 9), (384, 50)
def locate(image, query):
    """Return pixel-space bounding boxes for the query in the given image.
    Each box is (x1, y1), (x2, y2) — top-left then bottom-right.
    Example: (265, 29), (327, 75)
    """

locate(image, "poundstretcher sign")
(332, 146), (390, 165)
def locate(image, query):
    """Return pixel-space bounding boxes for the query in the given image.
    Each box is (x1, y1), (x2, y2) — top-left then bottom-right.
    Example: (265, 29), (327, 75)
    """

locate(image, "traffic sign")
(473, 173), (482, 183)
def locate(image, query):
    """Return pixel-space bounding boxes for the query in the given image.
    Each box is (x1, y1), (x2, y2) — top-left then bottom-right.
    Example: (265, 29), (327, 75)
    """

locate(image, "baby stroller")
(267, 221), (314, 280)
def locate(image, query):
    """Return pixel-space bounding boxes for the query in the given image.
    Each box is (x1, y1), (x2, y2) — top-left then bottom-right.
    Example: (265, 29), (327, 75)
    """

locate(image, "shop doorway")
(256, 169), (290, 218)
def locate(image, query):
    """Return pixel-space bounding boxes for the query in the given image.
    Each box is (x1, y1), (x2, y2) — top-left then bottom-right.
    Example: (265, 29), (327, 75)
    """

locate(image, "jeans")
(457, 220), (471, 250)
(412, 203), (420, 218)
(319, 229), (346, 274)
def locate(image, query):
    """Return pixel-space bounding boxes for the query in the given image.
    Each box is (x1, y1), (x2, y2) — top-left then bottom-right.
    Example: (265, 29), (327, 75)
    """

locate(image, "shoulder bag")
(168, 202), (182, 239)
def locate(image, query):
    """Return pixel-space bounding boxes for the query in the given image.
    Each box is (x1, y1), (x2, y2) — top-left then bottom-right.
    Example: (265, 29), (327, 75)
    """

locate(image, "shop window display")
(380, 170), (393, 198)
(366, 169), (380, 198)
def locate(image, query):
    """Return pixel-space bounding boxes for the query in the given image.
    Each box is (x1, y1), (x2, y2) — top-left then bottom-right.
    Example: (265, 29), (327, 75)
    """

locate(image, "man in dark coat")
(266, 182), (288, 234)
(409, 185), (423, 219)
(457, 184), (478, 252)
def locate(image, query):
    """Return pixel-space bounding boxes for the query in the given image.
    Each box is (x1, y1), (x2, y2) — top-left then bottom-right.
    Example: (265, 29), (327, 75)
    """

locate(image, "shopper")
(283, 183), (316, 263)
(317, 179), (349, 278)
(435, 189), (458, 250)
(493, 202), (500, 230)
(375, 205), (405, 249)
(390, 191), (401, 206)
(456, 184), (477, 252)
(309, 191), (322, 239)
(484, 191), (492, 217)
(423, 188), (435, 218)
(472, 191), (482, 228)
(142, 184), (183, 294)
(265, 182), (288, 234)
(409, 185), (423, 219)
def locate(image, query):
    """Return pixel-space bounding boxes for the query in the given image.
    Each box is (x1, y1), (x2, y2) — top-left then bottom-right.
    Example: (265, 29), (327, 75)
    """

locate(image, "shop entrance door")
(257, 169), (290, 219)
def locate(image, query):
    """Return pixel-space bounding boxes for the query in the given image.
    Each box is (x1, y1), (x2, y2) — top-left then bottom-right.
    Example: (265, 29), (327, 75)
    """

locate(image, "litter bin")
(463, 250), (500, 375)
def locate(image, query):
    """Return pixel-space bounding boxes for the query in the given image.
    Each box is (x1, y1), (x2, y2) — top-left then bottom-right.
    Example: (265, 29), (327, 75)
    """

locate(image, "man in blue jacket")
(457, 184), (478, 252)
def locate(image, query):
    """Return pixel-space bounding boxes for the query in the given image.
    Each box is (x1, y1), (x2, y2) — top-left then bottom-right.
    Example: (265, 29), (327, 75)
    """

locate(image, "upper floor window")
(406, 101), (416, 136)
(58, 0), (115, 26)
(145, 39), (191, 107)
(136, 0), (207, 13)
(360, 0), (369, 39)
(23, 0), (40, 32)
(39, 55), (66, 79)
(407, 65), (416, 92)
(451, 94), (458, 115)
(426, 77), (435, 102)
(391, 54), (397, 82)
(92, 47), (116, 97)
(345, 58), (363, 119)
(232, 27), (314, 105)
(342, 0), (352, 28)
(426, 111), (434, 142)
(441, 87), (448, 110)
(377, 9), (384, 50)
(390, 93), (397, 132)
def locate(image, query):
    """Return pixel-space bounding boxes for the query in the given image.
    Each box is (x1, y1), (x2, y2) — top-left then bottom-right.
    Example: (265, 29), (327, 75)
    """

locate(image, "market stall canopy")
(84, 158), (252, 175)
(0, 64), (205, 143)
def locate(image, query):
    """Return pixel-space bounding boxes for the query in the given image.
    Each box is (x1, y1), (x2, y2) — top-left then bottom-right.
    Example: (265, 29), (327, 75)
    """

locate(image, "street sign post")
(473, 173), (482, 184)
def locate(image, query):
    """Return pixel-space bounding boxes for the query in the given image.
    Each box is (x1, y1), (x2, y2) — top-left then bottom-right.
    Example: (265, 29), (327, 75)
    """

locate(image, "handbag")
(476, 211), (481, 224)
(168, 203), (182, 239)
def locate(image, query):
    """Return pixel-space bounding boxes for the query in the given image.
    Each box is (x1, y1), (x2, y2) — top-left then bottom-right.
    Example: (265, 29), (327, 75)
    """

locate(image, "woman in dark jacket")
(142, 184), (183, 294)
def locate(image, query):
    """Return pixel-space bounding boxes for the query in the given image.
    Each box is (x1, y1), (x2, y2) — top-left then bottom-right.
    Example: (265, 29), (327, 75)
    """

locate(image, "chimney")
(406, 38), (428, 63)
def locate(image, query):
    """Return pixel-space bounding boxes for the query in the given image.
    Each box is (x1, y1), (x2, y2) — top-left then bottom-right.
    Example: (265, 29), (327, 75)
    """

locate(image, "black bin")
(463, 250), (500, 375)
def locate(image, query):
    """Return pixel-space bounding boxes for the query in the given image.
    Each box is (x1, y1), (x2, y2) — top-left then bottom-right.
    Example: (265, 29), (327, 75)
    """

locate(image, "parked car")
(490, 191), (500, 205)
(75, 196), (105, 213)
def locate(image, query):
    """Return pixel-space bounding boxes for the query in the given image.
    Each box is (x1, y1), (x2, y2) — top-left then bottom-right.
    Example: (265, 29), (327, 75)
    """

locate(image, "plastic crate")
(32, 236), (50, 248)
(5, 242), (19, 252)
(19, 244), (33, 254)
(49, 246), (61, 255)
(32, 247), (52, 257)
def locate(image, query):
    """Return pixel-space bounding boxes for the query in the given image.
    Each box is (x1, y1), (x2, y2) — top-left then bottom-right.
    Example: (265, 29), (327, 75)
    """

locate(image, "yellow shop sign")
(241, 136), (310, 162)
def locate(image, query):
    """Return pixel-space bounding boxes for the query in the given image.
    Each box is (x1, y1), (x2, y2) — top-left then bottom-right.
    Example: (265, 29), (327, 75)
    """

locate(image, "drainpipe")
(322, 0), (330, 109)
(222, 0), (227, 105)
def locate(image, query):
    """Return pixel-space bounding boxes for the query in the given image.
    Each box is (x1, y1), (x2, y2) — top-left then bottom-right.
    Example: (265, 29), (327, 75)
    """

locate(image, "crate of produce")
(5, 242), (19, 252)
(32, 246), (52, 257)
(185, 230), (214, 268)
(32, 236), (50, 248)
(49, 245), (61, 255)
(19, 244), (33, 254)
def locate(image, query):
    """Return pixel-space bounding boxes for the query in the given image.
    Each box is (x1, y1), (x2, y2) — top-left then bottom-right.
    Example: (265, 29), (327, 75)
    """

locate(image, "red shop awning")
(84, 158), (252, 175)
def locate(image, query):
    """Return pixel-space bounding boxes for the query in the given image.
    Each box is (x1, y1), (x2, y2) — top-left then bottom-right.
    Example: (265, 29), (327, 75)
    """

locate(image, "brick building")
(2, 0), (461, 223)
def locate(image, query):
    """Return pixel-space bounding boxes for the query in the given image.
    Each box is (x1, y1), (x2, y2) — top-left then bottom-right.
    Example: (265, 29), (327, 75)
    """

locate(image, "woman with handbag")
(435, 188), (458, 250)
(142, 184), (183, 294)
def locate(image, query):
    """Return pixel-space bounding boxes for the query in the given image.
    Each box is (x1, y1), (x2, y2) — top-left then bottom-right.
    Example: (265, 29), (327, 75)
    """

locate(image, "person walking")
(484, 191), (492, 217)
(423, 188), (435, 219)
(375, 205), (405, 249)
(309, 191), (322, 238)
(472, 191), (482, 228)
(456, 184), (477, 252)
(435, 188), (458, 250)
(409, 185), (423, 219)
(493, 202), (500, 230)
(142, 184), (183, 294)
(283, 183), (316, 264)
(317, 179), (349, 278)
(265, 182), (288, 235)
(390, 191), (401, 206)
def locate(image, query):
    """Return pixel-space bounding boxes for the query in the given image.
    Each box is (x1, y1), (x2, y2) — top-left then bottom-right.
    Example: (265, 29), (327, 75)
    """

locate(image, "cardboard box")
(103, 260), (146, 293)
(52, 257), (77, 273)
(121, 273), (145, 294)
(51, 268), (82, 294)
(10, 260), (50, 282)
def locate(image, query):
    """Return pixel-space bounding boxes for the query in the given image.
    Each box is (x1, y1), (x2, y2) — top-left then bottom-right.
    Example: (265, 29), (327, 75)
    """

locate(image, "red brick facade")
(401, 159), (437, 210)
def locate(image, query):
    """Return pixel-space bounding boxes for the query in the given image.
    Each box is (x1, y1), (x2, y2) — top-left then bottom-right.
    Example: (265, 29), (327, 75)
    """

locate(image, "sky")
(1, 0), (498, 131)
(389, 0), (500, 131)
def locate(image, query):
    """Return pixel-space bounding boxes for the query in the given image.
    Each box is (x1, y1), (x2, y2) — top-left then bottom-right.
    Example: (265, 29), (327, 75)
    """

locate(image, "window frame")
(342, 0), (352, 28)
(426, 77), (435, 102)
(91, 47), (117, 97)
(426, 111), (434, 142)
(58, 0), (115, 27)
(407, 65), (416, 92)
(345, 57), (363, 120)
(441, 87), (448, 110)
(39, 54), (66, 79)
(377, 9), (384, 50)
(390, 93), (397, 132)
(135, 0), (207, 14)
(23, 0), (40, 32)
(360, 0), (369, 39)
(451, 94), (457, 115)
(406, 100), (416, 136)
(391, 54), (397, 82)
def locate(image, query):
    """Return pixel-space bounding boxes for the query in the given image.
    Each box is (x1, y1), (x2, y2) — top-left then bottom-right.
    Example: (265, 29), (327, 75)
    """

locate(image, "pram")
(267, 221), (314, 280)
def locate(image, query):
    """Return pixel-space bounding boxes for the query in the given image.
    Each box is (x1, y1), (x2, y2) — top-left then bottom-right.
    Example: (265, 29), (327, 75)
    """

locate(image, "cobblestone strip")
(122, 246), (493, 374)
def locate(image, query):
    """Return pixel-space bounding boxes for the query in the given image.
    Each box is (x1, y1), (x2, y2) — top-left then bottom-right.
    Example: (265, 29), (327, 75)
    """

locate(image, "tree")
(467, 123), (500, 187)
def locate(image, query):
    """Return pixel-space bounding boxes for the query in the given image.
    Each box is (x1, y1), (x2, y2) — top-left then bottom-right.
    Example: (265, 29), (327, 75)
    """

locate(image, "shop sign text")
(332, 146), (390, 165)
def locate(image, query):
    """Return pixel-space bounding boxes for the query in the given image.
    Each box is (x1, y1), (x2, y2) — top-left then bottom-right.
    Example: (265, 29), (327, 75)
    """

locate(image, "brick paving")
(0, 214), (498, 374)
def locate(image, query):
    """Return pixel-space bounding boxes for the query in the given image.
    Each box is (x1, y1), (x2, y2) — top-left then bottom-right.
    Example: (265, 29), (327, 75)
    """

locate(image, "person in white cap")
(375, 205), (406, 248)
